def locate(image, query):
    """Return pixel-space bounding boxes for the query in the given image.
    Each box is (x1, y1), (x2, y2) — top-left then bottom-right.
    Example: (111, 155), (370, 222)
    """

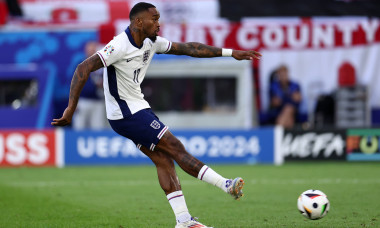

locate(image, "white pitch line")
(4, 179), (203, 188)
(3, 178), (380, 187)
(4, 178), (380, 188)
(249, 178), (380, 185)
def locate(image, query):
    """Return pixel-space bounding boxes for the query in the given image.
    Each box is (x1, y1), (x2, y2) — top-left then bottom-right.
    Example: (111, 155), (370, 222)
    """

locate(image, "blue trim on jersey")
(125, 27), (143, 49)
(107, 65), (132, 118)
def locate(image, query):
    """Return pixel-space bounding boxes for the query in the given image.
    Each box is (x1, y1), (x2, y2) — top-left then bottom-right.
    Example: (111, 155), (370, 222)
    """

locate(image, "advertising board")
(346, 129), (380, 161)
(283, 129), (346, 161)
(63, 128), (278, 165)
(0, 130), (56, 166)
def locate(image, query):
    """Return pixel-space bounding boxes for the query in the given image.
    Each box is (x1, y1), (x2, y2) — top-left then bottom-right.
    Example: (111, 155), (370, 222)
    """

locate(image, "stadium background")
(1, 0), (380, 227)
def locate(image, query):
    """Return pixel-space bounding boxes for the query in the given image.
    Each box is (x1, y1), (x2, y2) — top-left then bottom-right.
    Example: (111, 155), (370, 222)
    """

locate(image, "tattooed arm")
(51, 54), (104, 126)
(167, 42), (261, 60)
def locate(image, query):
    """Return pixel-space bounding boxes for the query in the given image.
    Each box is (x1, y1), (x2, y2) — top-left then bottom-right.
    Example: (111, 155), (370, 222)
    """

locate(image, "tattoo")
(168, 42), (221, 58)
(68, 54), (104, 109)
(69, 70), (79, 100)
(181, 153), (204, 172)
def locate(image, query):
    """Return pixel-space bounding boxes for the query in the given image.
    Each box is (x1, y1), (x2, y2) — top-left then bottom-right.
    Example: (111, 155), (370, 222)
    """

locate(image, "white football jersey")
(96, 27), (172, 120)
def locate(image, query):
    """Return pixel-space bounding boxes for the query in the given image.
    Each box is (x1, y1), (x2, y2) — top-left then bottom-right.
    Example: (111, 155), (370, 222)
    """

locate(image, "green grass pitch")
(0, 162), (379, 228)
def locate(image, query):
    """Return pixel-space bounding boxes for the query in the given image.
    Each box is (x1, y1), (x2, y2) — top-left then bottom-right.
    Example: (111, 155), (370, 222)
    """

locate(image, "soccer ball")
(297, 189), (330, 220)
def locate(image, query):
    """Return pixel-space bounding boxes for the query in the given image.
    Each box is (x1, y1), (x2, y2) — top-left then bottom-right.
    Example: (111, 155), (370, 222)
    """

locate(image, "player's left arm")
(167, 42), (261, 60)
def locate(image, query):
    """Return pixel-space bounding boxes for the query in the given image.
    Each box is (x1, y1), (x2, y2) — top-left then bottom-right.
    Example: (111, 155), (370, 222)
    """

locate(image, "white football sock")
(197, 165), (229, 193)
(167, 191), (192, 224)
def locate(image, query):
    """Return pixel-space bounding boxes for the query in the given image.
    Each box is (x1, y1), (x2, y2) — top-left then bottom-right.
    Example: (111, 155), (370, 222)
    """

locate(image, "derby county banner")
(283, 129), (346, 161)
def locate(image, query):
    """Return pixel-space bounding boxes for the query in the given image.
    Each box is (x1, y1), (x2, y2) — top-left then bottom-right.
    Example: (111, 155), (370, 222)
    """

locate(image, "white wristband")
(222, 48), (233, 57)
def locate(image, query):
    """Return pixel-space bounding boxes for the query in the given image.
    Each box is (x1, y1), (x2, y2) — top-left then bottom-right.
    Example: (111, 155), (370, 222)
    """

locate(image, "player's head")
(130, 2), (160, 42)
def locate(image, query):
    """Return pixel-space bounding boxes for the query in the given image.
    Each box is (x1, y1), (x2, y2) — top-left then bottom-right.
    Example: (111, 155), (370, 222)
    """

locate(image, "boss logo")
(0, 131), (55, 166)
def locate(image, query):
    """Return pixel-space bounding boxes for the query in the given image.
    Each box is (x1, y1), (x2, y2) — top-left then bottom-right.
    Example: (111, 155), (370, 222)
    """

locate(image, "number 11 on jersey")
(133, 68), (141, 83)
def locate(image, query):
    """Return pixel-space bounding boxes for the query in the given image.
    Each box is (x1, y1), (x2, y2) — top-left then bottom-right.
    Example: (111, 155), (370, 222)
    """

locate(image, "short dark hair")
(129, 2), (156, 20)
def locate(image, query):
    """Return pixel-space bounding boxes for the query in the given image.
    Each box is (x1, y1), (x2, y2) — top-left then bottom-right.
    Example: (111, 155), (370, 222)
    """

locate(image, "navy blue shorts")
(108, 109), (169, 151)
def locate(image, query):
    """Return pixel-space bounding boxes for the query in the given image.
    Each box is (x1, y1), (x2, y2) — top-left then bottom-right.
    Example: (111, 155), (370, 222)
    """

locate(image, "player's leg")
(140, 145), (180, 194)
(155, 130), (244, 199)
(108, 109), (217, 227)
(139, 145), (193, 224)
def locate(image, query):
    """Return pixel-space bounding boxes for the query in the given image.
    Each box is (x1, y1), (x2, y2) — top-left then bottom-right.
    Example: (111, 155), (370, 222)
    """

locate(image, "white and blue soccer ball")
(297, 189), (330, 220)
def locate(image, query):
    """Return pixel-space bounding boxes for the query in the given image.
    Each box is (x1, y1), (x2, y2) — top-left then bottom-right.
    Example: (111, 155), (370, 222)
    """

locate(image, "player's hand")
(51, 107), (74, 126)
(232, 50), (262, 61)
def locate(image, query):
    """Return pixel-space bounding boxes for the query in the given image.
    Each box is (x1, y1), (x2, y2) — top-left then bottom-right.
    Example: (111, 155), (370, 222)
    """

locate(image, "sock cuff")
(197, 165), (209, 180)
(167, 191), (183, 201)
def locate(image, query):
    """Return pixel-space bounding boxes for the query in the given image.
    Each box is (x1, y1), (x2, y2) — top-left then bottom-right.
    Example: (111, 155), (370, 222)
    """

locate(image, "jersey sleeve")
(154, 36), (172, 54)
(96, 38), (124, 67)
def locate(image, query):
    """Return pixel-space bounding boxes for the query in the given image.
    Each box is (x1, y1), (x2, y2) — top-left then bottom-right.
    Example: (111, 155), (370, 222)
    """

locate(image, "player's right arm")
(51, 54), (104, 126)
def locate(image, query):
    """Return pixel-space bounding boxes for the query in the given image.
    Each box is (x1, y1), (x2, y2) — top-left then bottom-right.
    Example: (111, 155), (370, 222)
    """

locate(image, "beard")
(148, 35), (157, 42)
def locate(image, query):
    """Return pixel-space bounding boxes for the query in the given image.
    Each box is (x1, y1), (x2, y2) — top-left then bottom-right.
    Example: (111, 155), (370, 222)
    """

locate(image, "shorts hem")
(157, 126), (169, 139)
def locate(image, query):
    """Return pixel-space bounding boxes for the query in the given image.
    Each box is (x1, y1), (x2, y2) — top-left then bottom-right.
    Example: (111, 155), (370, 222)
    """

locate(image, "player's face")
(141, 7), (160, 42)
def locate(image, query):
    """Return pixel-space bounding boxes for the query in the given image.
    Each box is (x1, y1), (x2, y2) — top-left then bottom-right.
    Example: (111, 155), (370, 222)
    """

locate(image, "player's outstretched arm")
(167, 42), (261, 60)
(51, 54), (104, 126)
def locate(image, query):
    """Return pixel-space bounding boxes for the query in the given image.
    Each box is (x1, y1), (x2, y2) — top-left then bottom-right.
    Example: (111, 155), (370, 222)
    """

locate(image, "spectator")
(268, 65), (302, 128)
(72, 41), (107, 130)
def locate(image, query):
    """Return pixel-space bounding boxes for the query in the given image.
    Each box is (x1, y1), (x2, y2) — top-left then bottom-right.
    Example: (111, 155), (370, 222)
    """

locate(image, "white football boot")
(227, 177), (245, 200)
(175, 217), (213, 228)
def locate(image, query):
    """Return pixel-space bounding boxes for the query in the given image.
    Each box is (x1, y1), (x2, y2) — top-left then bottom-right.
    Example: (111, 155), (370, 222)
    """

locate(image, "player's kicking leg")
(155, 130), (245, 200)
(140, 146), (212, 228)
(108, 109), (229, 227)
